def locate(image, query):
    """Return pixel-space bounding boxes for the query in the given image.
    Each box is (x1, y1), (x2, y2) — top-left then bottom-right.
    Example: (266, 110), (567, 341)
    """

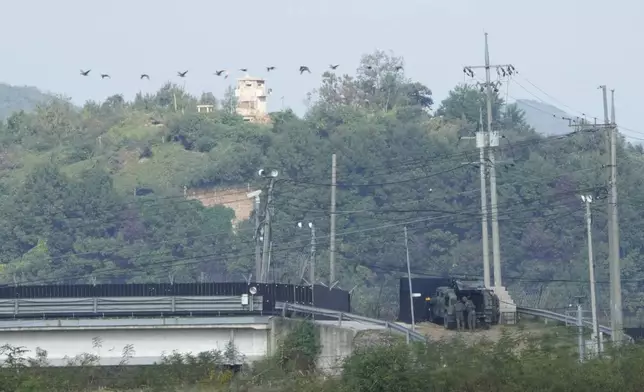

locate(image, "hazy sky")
(1, 0), (641, 139)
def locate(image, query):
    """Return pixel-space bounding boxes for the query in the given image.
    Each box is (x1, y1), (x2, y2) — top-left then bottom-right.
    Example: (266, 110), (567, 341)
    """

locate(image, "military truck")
(427, 279), (500, 329)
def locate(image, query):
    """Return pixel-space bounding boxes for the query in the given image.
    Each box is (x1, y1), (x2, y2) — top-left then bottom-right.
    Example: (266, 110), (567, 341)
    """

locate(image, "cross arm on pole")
(463, 64), (514, 69)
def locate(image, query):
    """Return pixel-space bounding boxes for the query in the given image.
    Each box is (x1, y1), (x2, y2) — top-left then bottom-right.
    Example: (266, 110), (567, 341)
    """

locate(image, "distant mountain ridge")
(0, 83), (54, 119)
(513, 99), (572, 136)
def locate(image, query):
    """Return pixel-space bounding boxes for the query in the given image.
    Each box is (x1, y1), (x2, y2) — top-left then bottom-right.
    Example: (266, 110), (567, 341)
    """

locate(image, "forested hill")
(514, 99), (571, 136)
(0, 83), (54, 119)
(0, 50), (643, 321)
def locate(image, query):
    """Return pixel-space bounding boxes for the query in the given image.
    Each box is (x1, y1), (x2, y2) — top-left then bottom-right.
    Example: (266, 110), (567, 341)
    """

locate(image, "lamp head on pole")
(297, 221), (313, 229)
(258, 168), (279, 178)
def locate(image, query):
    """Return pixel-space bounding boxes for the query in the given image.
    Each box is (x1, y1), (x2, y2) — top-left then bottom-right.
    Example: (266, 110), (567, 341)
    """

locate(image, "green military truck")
(427, 279), (500, 330)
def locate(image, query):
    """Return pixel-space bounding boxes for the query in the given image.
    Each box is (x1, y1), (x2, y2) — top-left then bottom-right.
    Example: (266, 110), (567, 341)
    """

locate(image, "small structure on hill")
(235, 75), (271, 124)
(197, 104), (214, 113)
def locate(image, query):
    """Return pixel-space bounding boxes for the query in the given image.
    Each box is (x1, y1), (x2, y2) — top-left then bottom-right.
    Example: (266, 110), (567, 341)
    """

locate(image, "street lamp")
(258, 168), (278, 282)
(298, 221), (316, 310)
(297, 222), (316, 287)
(581, 194), (602, 354)
(258, 169), (279, 178)
(247, 190), (263, 281)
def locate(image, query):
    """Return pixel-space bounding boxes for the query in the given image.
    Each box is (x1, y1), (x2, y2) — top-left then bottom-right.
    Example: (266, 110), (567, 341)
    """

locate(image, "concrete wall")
(0, 326), (269, 366)
(268, 318), (356, 373)
(186, 186), (256, 230)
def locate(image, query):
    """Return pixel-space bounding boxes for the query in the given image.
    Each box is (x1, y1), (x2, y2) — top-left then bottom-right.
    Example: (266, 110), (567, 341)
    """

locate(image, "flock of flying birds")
(78, 63), (405, 80)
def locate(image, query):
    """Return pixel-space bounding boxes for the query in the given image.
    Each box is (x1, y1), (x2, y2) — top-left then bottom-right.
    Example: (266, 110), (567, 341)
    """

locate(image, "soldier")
(454, 297), (465, 331)
(464, 296), (476, 331)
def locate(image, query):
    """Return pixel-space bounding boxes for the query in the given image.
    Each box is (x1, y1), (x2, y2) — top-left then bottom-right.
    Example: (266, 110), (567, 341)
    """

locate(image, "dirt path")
(398, 321), (553, 344)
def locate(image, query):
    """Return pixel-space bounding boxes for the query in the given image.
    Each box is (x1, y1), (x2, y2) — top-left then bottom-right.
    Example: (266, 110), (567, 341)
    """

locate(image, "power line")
(278, 167), (601, 216)
(282, 129), (602, 186)
(9, 153), (605, 271)
(8, 185), (605, 286)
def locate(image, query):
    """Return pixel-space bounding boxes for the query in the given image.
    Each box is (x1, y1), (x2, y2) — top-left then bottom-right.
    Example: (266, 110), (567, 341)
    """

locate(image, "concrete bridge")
(0, 313), (387, 370)
(0, 300), (624, 370)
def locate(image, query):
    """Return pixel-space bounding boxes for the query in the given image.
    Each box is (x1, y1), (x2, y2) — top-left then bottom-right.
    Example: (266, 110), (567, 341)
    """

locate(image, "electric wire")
(9, 183), (607, 287)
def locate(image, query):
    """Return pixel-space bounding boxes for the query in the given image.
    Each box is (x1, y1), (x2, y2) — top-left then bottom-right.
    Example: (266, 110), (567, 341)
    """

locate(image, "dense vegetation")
(0, 50), (643, 322)
(3, 320), (644, 391)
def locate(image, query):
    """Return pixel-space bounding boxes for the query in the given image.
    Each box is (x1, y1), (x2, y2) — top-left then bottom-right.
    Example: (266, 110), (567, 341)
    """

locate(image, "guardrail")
(276, 303), (633, 344)
(517, 306), (633, 343)
(275, 302), (427, 343)
(0, 295), (263, 318)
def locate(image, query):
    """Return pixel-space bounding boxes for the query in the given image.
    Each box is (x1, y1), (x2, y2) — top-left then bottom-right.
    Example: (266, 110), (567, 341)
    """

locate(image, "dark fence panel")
(625, 328), (644, 341)
(399, 277), (451, 324)
(313, 285), (351, 312)
(0, 282), (346, 314)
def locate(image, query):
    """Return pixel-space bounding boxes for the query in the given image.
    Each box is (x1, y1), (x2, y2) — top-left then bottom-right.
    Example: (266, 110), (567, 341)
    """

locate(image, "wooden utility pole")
(329, 154), (337, 285)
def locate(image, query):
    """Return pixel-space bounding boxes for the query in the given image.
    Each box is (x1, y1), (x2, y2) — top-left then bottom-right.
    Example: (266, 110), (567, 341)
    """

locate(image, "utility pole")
(329, 154), (337, 285)
(463, 33), (515, 289)
(609, 88), (623, 344)
(581, 194), (601, 354)
(575, 296), (585, 362)
(461, 108), (491, 288)
(258, 169), (279, 283)
(484, 34), (502, 289)
(404, 226), (415, 331)
(247, 190), (263, 281)
(569, 87), (623, 344)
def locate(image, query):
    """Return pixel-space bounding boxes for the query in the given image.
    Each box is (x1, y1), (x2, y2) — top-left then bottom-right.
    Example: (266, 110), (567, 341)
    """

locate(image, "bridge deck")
(315, 320), (386, 331)
(0, 316), (272, 331)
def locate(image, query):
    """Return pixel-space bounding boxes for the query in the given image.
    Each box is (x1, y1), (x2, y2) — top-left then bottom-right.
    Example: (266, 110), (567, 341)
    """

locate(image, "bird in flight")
(80, 69), (91, 76)
(177, 71), (188, 77)
(299, 66), (311, 74)
(100, 74), (110, 79)
(214, 70), (229, 79)
(329, 64), (339, 70)
(240, 68), (248, 72)
(140, 74), (150, 80)
(266, 66), (276, 72)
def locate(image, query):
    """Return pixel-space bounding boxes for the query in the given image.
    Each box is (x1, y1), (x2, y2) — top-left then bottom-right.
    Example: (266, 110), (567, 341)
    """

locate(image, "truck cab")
(429, 287), (459, 329)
